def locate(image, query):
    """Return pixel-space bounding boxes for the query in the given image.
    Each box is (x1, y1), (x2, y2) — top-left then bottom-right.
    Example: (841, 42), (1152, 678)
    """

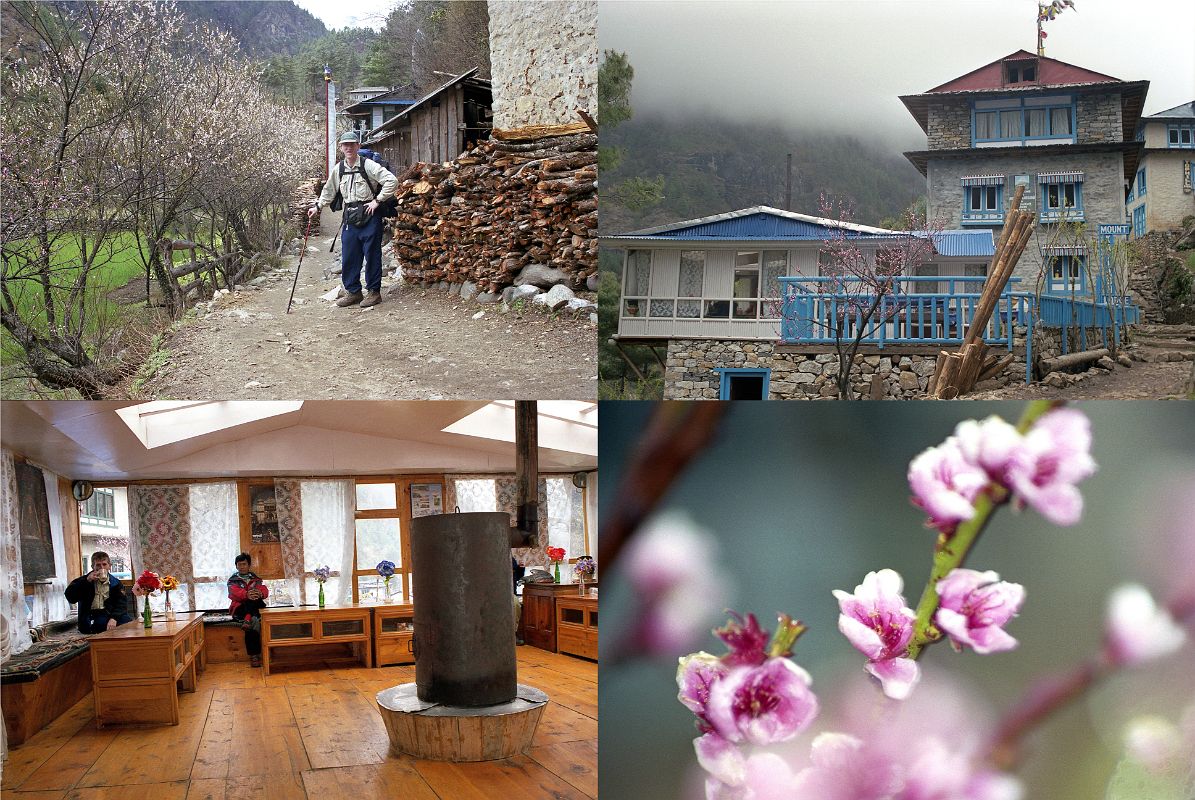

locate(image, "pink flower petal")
(695, 732), (745, 788)
(837, 613), (886, 661)
(865, 656), (921, 700)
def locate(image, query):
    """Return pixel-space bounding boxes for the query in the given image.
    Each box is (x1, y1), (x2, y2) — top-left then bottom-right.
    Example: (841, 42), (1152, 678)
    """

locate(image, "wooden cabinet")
(519, 582), (599, 653)
(372, 603), (415, 666)
(260, 605), (372, 675)
(89, 612), (206, 727)
(556, 592), (598, 660)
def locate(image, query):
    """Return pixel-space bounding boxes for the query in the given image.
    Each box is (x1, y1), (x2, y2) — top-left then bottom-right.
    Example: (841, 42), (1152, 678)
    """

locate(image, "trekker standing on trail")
(309, 132), (398, 309)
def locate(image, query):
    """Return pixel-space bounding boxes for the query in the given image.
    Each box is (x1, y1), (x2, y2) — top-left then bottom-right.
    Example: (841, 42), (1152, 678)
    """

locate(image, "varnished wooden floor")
(1, 647), (597, 799)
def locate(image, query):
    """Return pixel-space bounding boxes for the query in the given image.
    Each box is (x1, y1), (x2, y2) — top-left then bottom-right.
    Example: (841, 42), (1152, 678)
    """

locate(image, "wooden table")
(89, 612), (206, 727)
(370, 603), (415, 666)
(556, 590), (598, 660)
(260, 604), (373, 675)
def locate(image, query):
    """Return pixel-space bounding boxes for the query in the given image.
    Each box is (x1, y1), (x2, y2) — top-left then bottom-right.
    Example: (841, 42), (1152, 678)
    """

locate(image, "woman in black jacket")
(64, 551), (133, 633)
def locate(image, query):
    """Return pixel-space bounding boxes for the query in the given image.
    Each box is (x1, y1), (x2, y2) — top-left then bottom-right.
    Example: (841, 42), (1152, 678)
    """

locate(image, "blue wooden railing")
(778, 276), (1030, 347)
(1038, 294), (1139, 354)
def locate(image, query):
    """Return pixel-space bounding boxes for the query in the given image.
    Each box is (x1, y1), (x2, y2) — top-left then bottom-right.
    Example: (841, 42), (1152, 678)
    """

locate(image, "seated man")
(227, 552), (270, 667)
(64, 551), (133, 633)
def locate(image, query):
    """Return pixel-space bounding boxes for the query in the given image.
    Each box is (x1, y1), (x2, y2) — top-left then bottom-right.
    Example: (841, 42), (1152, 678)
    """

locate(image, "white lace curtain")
(129, 482), (238, 612)
(273, 479), (353, 606)
(1, 449), (31, 661)
(28, 471), (70, 626)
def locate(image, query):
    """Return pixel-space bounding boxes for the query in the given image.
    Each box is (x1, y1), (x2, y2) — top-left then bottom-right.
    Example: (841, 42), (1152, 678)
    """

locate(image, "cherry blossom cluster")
(908, 408), (1096, 532)
(678, 612), (1022, 800)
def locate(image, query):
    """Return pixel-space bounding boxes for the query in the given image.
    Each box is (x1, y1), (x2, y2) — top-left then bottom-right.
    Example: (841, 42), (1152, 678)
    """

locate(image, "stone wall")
(663, 339), (1025, 400)
(1076, 93), (1123, 144)
(487, 1), (597, 130)
(927, 99), (971, 150)
(927, 150), (1128, 283)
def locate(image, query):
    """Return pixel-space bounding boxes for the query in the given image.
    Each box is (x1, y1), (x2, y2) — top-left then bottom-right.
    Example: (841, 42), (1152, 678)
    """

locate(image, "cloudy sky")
(293, 0), (393, 30)
(600, 0), (1195, 148)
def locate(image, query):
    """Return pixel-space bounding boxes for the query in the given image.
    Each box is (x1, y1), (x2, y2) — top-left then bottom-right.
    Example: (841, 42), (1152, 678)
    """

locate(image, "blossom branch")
(907, 400), (1060, 657)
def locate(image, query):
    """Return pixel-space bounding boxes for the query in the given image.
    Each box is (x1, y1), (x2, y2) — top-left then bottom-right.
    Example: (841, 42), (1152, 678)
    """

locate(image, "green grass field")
(1, 231), (204, 398)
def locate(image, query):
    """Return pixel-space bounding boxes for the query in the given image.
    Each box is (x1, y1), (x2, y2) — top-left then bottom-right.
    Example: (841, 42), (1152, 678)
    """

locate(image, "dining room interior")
(0, 399), (598, 800)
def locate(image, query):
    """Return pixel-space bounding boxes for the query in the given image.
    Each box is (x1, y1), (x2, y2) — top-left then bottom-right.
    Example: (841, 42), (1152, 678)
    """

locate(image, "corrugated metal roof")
(913, 230), (995, 258)
(605, 206), (901, 241)
(1145, 101), (1195, 120)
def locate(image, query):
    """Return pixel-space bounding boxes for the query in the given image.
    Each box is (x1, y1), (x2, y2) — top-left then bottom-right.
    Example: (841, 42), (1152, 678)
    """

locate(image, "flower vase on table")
(161, 575), (179, 621)
(573, 556), (596, 597)
(135, 570), (162, 628)
(314, 565), (331, 608)
(546, 547), (566, 584)
(143, 596), (153, 628)
(376, 560), (396, 602)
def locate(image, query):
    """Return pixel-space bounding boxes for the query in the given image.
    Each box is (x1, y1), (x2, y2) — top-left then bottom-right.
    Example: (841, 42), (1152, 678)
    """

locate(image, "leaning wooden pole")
(930, 185), (1035, 398)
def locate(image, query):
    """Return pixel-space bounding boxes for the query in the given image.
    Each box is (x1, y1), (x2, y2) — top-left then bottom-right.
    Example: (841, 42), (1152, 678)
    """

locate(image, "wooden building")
(0, 400), (597, 799)
(364, 68), (493, 171)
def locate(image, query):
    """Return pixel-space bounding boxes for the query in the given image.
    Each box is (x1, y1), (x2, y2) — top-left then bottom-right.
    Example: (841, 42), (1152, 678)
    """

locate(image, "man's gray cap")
(338, 131), (361, 144)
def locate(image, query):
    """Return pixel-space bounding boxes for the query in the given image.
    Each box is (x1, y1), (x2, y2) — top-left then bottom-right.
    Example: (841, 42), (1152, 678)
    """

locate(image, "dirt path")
(969, 360), (1192, 400)
(135, 215), (598, 400)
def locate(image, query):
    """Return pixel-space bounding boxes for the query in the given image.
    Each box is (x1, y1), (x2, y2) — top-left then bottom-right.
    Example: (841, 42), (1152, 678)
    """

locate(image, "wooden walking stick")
(286, 215), (316, 314)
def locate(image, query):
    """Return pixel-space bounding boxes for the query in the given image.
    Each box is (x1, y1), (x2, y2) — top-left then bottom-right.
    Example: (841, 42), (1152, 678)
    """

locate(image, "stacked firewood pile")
(386, 123), (597, 291)
(292, 178), (323, 230)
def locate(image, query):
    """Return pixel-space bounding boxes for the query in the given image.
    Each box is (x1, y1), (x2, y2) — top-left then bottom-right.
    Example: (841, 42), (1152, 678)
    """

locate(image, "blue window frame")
(1039, 178), (1084, 223)
(1136, 167), (1147, 196)
(1126, 182), (1134, 202)
(715, 368), (771, 400)
(1133, 205), (1146, 238)
(972, 97), (1075, 146)
(961, 183), (1004, 226)
(1046, 254), (1086, 295)
(1167, 124), (1195, 148)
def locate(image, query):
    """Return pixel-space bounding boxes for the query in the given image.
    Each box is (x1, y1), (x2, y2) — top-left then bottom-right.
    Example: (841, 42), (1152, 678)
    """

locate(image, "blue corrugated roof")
(915, 230), (995, 257)
(609, 211), (898, 241)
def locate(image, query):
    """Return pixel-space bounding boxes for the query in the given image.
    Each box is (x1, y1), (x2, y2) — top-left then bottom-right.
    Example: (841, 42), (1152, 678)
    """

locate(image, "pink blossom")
(706, 657), (819, 746)
(1104, 584), (1186, 667)
(623, 513), (722, 657)
(934, 569), (1025, 654)
(698, 735), (796, 800)
(715, 612), (770, 667)
(833, 569), (920, 700)
(1006, 408), (1096, 526)
(678, 652), (730, 733)
(908, 438), (990, 533)
(953, 415), (1023, 480)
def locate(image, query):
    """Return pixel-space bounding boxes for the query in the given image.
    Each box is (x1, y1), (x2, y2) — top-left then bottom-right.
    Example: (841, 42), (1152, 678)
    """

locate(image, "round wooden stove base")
(376, 682), (549, 762)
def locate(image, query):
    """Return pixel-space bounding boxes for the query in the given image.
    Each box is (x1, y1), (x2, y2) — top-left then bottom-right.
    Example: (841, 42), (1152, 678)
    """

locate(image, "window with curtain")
(545, 477), (586, 560)
(299, 480), (355, 606)
(354, 480), (405, 603)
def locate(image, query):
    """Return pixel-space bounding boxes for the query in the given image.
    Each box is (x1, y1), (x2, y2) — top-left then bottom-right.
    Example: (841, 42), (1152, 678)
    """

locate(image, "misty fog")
(601, 0), (1195, 151)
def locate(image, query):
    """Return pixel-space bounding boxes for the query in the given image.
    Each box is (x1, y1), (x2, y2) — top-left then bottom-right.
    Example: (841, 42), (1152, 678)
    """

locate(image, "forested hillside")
(600, 113), (926, 234)
(178, 1), (327, 57)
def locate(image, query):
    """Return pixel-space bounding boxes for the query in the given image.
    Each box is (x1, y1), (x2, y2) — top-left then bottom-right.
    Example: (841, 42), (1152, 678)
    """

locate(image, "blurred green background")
(598, 401), (1195, 799)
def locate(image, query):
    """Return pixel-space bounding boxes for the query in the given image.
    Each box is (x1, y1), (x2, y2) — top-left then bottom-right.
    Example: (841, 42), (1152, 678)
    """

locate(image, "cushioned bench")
(1, 621), (92, 747)
(202, 612), (249, 663)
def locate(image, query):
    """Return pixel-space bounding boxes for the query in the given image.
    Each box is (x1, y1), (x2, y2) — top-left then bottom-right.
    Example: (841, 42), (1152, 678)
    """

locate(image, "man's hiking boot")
(336, 291), (363, 307)
(360, 290), (381, 309)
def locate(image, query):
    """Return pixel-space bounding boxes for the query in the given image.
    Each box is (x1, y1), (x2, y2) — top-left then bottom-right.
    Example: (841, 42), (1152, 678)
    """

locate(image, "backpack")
(359, 148), (392, 173)
(332, 158), (397, 219)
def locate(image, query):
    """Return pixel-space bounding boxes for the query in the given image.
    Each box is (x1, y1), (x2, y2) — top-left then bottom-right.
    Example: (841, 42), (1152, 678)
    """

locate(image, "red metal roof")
(927, 50), (1122, 93)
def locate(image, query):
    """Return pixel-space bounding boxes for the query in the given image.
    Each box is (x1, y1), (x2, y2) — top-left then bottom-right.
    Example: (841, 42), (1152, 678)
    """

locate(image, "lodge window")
(623, 249), (650, 317)
(1168, 125), (1194, 148)
(761, 251), (787, 319)
(960, 177), (1005, 226)
(353, 479), (408, 604)
(81, 487), (117, 527)
(973, 97), (1073, 145)
(1136, 167), (1146, 196)
(676, 251), (705, 318)
(732, 251), (760, 319)
(1038, 174), (1085, 222)
(1003, 60), (1037, 84)
(716, 368), (770, 400)
(913, 264), (940, 294)
(1046, 254), (1085, 294)
(1133, 205), (1146, 238)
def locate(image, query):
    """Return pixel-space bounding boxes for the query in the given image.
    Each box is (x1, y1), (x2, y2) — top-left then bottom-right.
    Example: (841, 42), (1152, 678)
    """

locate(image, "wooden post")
(513, 401), (538, 548)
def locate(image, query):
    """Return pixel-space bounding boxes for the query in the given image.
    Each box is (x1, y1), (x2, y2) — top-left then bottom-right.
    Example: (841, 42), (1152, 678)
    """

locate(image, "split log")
(1039, 348), (1110, 374)
(491, 122), (592, 141)
(977, 353), (1015, 383)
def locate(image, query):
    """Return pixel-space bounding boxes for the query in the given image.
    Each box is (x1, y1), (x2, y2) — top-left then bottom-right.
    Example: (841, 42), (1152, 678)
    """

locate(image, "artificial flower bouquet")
(546, 546), (566, 583)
